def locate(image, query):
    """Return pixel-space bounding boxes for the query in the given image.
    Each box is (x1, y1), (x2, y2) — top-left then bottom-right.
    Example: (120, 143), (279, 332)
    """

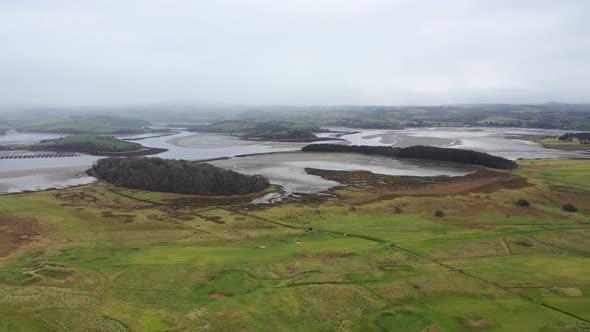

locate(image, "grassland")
(537, 137), (590, 151)
(0, 159), (589, 331)
(1, 135), (166, 156)
(13, 115), (152, 135)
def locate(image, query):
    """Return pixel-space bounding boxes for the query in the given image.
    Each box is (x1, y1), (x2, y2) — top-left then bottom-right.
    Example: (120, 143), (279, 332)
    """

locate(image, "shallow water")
(139, 131), (339, 160)
(0, 166), (96, 193)
(0, 127), (587, 194)
(0, 131), (67, 145)
(338, 127), (589, 160)
(210, 152), (470, 193)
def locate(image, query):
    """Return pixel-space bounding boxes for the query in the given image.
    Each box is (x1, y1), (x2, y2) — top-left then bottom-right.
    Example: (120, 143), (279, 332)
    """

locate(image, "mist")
(1, 0), (589, 107)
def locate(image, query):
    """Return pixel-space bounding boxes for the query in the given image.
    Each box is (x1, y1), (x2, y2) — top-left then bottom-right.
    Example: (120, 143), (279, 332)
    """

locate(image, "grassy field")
(13, 115), (151, 135)
(537, 137), (590, 151)
(0, 159), (589, 331)
(32, 135), (142, 152)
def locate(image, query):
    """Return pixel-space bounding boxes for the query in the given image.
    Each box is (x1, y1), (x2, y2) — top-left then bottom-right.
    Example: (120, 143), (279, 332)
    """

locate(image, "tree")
(92, 157), (270, 195)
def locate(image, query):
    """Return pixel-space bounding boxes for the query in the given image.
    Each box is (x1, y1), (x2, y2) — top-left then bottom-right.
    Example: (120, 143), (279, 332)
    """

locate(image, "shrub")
(562, 204), (578, 212)
(394, 206), (402, 214)
(434, 210), (445, 217)
(516, 199), (530, 207)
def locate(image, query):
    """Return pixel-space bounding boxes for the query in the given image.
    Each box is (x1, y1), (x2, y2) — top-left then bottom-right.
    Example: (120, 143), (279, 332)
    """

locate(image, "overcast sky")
(1, 0), (589, 107)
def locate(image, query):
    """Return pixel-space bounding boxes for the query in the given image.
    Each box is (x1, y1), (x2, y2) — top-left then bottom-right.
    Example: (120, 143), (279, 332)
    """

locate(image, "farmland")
(0, 159), (589, 331)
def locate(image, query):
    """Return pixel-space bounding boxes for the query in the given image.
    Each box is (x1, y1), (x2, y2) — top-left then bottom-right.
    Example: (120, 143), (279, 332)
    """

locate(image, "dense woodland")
(558, 132), (590, 143)
(92, 157), (270, 195)
(302, 144), (517, 170)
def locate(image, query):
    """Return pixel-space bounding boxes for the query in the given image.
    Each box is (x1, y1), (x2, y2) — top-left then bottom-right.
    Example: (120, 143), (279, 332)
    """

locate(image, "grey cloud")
(0, 0), (589, 106)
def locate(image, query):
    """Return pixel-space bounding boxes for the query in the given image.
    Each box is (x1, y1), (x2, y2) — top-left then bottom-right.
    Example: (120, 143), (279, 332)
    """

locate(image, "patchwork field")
(0, 159), (589, 331)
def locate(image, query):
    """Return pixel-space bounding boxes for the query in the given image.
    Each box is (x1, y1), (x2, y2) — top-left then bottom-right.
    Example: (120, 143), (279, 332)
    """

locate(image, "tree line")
(302, 144), (517, 170)
(558, 132), (590, 143)
(92, 157), (270, 195)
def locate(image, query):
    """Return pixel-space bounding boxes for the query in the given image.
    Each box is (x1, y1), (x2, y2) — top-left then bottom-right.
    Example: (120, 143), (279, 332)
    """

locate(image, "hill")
(187, 121), (284, 134)
(228, 103), (590, 130)
(244, 129), (319, 142)
(92, 157), (270, 195)
(187, 120), (325, 142)
(15, 114), (152, 134)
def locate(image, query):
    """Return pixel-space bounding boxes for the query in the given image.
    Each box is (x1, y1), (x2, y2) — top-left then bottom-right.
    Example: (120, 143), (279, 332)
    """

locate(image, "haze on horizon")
(1, 0), (589, 108)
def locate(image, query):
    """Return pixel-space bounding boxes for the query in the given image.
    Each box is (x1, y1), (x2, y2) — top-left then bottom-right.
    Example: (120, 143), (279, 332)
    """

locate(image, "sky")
(0, 0), (589, 107)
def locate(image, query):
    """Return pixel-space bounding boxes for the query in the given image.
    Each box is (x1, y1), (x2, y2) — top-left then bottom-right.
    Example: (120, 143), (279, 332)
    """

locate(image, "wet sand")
(167, 132), (318, 149)
(210, 151), (471, 193)
(338, 127), (589, 160)
(361, 133), (454, 147)
(0, 166), (95, 193)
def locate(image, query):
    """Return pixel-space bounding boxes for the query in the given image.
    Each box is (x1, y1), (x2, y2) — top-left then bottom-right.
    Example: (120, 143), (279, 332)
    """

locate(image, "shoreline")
(0, 146), (168, 157)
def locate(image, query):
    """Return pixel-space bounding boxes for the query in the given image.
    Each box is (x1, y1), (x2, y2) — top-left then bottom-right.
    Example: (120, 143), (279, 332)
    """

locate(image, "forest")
(302, 144), (517, 170)
(92, 157), (270, 195)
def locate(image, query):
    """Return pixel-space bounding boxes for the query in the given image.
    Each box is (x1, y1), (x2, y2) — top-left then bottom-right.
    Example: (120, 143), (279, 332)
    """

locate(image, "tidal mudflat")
(338, 127), (589, 159)
(1, 127), (587, 194)
(210, 152), (471, 193)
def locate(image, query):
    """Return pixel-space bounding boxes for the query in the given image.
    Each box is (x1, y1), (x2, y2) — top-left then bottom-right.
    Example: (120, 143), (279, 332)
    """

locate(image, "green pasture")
(0, 159), (589, 331)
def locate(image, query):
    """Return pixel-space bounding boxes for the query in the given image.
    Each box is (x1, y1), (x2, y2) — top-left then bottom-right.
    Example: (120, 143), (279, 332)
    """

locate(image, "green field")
(537, 137), (590, 151)
(32, 135), (142, 152)
(13, 115), (151, 135)
(0, 159), (589, 331)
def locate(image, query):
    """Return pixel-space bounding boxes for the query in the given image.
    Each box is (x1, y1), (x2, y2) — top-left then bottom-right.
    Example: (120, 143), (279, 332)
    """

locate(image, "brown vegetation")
(306, 168), (530, 205)
(0, 214), (43, 257)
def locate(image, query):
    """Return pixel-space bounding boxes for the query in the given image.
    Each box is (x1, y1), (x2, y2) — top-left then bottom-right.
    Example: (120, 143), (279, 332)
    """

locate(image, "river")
(0, 127), (587, 194)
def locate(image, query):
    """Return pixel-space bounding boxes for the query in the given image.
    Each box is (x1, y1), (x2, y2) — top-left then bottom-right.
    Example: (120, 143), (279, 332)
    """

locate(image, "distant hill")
(15, 114), (153, 134)
(189, 120), (285, 134)
(244, 129), (317, 141)
(92, 157), (270, 195)
(187, 120), (327, 142)
(226, 103), (590, 130)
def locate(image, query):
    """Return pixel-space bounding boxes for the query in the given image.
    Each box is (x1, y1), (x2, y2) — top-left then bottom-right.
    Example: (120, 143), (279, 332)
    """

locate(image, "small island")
(92, 157), (270, 195)
(187, 120), (335, 142)
(0, 134), (167, 156)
